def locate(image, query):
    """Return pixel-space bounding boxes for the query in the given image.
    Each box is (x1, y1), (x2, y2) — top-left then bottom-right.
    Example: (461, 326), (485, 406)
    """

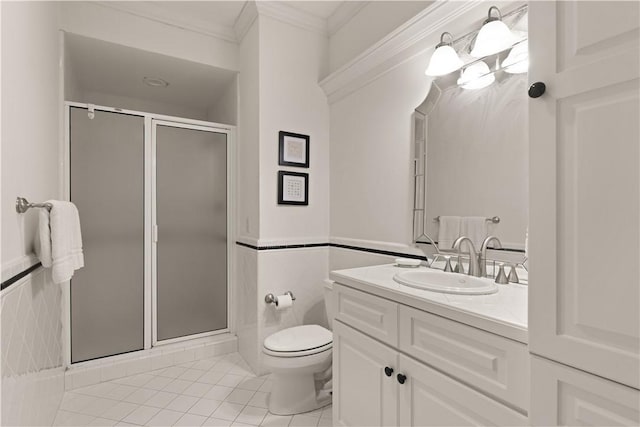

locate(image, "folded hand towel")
(35, 201), (84, 284)
(462, 216), (488, 250)
(437, 216), (461, 250)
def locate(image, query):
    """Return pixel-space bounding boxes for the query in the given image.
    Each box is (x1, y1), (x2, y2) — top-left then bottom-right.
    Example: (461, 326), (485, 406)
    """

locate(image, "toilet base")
(268, 371), (332, 415)
(262, 348), (332, 416)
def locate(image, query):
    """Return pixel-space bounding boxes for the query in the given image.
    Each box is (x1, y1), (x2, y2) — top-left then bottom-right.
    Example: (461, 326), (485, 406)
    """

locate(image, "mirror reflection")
(413, 6), (528, 263)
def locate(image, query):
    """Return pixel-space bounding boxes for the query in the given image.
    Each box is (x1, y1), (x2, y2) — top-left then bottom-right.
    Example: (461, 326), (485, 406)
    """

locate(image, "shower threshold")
(65, 333), (237, 391)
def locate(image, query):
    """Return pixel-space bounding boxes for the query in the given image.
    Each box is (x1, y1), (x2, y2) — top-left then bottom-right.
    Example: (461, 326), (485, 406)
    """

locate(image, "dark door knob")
(528, 82), (546, 98)
(384, 367), (394, 377)
(397, 373), (407, 384)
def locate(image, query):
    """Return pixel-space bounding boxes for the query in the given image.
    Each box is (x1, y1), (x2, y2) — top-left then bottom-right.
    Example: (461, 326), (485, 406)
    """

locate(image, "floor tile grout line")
(54, 353), (286, 427)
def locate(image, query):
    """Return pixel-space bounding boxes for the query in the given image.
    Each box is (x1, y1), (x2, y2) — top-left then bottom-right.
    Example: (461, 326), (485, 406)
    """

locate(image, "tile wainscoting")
(1, 260), (65, 426)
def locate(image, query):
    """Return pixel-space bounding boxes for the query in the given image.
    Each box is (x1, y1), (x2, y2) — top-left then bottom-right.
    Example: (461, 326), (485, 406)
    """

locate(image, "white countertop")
(330, 264), (528, 344)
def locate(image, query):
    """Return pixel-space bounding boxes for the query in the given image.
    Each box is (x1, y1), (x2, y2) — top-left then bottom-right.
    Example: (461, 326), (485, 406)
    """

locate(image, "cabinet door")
(333, 321), (398, 426)
(397, 355), (528, 426)
(529, 1), (640, 388)
(399, 305), (529, 411)
(531, 355), (639, 426)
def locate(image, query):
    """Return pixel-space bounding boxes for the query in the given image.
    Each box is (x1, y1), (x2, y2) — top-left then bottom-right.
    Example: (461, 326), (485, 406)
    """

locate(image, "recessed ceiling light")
(143, 77), (169, 87)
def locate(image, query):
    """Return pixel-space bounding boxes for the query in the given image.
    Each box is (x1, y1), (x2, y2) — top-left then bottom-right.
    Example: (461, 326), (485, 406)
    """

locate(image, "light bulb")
(425, 32), (464, 77)
(470, 6), (517, 58)
(457, 61), (495, 90)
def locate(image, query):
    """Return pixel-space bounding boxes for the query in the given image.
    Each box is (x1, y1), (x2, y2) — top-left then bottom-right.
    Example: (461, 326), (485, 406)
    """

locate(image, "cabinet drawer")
(531, 355), (639, 426)
(399, 305), (529, 411)
(334, 284), (398, 346)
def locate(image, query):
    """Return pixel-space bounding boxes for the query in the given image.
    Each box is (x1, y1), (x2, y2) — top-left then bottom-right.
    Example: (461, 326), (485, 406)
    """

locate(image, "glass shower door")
(154, 121), (228, 342)
(69, 107), (145, 362)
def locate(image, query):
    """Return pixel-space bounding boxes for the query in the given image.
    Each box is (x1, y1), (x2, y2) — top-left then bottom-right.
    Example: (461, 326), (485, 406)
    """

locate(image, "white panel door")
(528, 1), (640, 388)
(397, 354), (528, 426)
(333, 321), (398, 426)
(531, 355), (639, 426)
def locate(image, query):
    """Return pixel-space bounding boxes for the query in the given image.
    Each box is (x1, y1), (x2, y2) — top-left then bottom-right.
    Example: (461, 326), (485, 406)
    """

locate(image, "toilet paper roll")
(275, 294), (293, 311)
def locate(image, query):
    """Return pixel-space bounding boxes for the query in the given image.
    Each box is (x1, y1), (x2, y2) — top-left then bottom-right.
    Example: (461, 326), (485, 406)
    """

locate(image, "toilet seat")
(263, 325), (332, 357)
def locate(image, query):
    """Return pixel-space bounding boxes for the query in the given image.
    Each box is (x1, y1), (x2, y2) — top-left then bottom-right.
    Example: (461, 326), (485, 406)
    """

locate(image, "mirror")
(413, 7), (528, 258)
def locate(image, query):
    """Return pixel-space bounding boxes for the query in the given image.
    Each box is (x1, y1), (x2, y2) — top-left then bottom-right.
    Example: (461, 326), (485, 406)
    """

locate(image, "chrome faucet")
(452, 236), (479, 277)
(480, 236), (502, 277)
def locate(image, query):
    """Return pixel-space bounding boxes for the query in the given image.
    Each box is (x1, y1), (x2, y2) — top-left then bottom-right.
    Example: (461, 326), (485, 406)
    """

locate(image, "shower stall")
(66, 103), (233, 364)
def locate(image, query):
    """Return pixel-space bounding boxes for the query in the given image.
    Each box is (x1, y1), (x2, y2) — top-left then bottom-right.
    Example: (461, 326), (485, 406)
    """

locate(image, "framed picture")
(279, 131), (309, 168)
(278, 171), (308, 205)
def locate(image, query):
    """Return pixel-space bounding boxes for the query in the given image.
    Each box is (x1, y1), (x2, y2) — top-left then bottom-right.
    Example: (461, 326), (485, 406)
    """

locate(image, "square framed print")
(279, 131), (309, 168)
(278, 171), (308, 205)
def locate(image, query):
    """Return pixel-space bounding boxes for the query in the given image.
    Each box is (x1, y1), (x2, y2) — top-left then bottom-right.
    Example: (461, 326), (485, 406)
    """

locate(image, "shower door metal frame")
(151, 119), (232, 346)
(62, 102), (235, 367)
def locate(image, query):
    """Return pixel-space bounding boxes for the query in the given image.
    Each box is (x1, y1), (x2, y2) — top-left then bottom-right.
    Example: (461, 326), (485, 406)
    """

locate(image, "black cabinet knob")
(397, 373), (407, 384)
(528, 82), (546, 98)
(384, 367), (394, 377)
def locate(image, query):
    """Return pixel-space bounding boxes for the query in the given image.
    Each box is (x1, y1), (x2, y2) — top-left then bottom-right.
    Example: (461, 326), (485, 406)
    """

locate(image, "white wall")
(237, 21), (261, 241)
(59, 2), (238, 72)
(327, 2), (530, 269)
(64, 33), (83, 103)
(1, 2), (65, 425)
(329, 1), (432, 73)
(208, 75), (239, 126)
(330, 53), (430, 246)
(235, 14), (331, 374)
(258, 15), (330, 241)
(2, 2), (62, 263)
(235, 20), (261, 372)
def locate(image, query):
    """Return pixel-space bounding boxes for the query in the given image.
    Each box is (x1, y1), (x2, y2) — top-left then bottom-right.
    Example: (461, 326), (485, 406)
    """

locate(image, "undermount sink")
(393, 269), (498, 295)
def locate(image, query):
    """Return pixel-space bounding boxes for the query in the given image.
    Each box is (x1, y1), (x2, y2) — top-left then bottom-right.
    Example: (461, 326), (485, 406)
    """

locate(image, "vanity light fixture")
(470, 6), (516, 58)
(457, 61), (495, 90)
(502, 40), (529, 74)
(425, 32), (464, 77)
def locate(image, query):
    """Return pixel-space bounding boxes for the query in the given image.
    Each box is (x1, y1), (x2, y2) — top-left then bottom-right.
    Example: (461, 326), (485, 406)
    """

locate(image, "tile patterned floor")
(53, 353), (333, 426)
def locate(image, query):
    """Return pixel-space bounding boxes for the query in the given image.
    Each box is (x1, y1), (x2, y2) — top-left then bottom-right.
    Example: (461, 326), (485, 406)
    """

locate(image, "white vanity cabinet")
(332, 283), (529, 426)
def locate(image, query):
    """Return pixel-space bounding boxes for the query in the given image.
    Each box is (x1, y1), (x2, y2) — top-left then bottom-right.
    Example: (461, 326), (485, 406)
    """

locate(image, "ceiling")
(142, 1), (346, 23)
(66, 33), (237, 111)
(66, 1), (358, 112)
(99, 1), (350, 41)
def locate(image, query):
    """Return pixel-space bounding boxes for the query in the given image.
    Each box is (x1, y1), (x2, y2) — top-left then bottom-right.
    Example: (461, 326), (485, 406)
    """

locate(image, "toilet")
(262, 280), (334, 415)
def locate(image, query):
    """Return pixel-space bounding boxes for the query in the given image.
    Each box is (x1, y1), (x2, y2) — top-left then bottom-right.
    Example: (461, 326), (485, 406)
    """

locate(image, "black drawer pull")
(397, 373), (407, 384)
(384, 366), (394, 377)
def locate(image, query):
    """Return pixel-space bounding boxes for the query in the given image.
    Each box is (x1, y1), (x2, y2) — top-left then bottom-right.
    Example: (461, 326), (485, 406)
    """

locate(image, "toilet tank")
(323, 279), (334, 330)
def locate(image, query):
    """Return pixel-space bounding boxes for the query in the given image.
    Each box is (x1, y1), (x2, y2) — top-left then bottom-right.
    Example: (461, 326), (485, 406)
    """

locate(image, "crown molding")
(94, 1), (238, 43)
(255, 1), (327, 36)
(234, 1), (259, 42)
(94, 1), (365, 45)
(319, 0), (493, 104)
(327, 1), (369, 36)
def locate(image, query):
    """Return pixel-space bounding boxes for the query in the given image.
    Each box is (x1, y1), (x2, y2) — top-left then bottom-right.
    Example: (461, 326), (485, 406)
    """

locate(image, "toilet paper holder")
(265, 291), (296, 305)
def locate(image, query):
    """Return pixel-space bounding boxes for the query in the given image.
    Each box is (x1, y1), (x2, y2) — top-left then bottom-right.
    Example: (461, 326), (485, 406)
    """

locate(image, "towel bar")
(16, 197), (53, 213)
(434, 215), (500, 224)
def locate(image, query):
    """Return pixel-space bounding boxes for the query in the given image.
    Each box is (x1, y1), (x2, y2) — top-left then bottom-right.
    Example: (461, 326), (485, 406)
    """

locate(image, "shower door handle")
(153, 225), (158, 242)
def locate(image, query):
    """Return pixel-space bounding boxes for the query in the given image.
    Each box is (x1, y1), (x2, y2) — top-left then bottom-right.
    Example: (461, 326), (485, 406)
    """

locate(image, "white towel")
(437, 216), (461, 250)
(35, 200), (84, 284)
(461, 216), (488, 250)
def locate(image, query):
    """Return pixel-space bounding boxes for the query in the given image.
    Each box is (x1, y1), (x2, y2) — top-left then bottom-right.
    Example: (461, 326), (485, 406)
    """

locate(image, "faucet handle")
(507, 264), (519, 283)
(454, 255), (464, 274)
(495, 263), (509, 284)
(443, 256), (453, 272)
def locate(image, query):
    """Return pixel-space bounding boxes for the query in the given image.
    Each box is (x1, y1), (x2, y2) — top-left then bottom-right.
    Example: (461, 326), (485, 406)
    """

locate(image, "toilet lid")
(264, 325), (332, 353)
